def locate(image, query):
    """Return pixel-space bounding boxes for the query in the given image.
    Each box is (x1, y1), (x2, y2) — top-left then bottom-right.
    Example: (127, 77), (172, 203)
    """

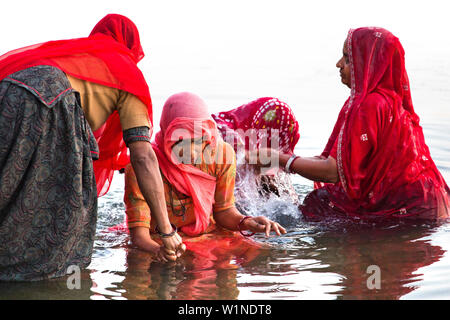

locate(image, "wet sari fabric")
(123, 138), (236, 232)
(303, 27), (450, 220)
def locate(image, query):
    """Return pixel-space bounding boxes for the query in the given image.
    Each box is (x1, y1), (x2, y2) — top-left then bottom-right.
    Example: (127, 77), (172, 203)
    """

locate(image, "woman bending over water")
(252, 27), (450, 220)
(124, 92), (286, 261)
(0, 14), (183, 281)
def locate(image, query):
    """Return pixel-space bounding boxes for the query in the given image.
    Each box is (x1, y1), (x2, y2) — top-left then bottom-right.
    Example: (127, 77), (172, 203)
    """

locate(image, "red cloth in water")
(212, 97), (300, 153)
(306, 27), (450, 220)
(0, 14), (152, 197)
(108, 223), (264, 271)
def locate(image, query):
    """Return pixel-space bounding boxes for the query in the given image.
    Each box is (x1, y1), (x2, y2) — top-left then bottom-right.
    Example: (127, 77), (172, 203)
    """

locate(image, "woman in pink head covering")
(124, 92), (286, 259)
(252, 27), (450, 221)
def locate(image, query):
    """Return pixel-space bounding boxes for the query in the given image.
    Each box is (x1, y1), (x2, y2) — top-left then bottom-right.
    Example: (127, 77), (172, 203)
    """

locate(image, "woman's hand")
(243, 216), (287, 237)
(130, 226), (186, 261)
(160, 232), (186, 258)
(154, 245), (178, 263)
(245, 148), (281, 167)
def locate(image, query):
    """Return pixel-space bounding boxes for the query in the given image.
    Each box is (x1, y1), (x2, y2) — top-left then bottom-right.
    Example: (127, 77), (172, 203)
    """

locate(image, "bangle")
(156, 223), (177, 238)
(284, 154), (299, 173)
(238, 216), (255, 237)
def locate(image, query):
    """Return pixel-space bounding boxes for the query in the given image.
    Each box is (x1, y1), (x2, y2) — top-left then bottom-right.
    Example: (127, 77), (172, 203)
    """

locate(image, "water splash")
(234, 148), (303, 230)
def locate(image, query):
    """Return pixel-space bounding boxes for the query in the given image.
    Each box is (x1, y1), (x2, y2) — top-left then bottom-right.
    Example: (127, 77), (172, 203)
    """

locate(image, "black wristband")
(155, 223), (178, 238)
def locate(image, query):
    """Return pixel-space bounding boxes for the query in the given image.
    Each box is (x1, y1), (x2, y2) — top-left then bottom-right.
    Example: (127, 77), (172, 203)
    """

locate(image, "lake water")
(0, 0), (449, 300)
(1, 55), (449, 301)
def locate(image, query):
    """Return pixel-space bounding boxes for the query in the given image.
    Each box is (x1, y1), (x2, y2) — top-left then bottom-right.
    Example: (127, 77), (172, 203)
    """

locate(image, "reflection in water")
(85, 218), (447, 300)
(0, 180), (448, 300)
(0, 271), (94, 300)
(290, 220), (446, 299)
(119, 231), (269, 300)
(1, 122), (449, 300)
(0, 210), (447, 300)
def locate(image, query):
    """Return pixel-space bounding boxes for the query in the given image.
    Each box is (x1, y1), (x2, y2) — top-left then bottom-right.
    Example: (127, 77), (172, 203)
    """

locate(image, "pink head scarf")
(152, 92), (220, 236)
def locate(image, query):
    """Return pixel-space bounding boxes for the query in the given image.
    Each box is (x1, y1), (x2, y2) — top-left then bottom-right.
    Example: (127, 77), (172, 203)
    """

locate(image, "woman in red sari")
(252, 27), (450, 220)
(0, 14), (183, 281)
(213, 98), (301, 201)
(212, 97), (300, 155)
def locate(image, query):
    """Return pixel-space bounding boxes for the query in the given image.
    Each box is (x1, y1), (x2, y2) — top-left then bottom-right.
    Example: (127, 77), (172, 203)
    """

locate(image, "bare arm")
(128, 141), (185, 256)
(247, 148), (339, 184)
(279, 153), (339, 184)
(213, 207), (286, 237)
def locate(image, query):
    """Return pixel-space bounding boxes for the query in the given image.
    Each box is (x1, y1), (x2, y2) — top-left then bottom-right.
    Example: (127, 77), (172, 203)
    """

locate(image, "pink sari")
(302, 27), (450, 220)
(152, 92), (219, 236)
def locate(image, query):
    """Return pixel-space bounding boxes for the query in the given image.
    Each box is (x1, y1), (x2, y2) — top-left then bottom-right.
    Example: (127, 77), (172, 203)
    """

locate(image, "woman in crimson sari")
(212, 97), (300, 155)
(253, 27), (450, 220)
(213, 98), (301, 201)
(0, 14), (183, 281)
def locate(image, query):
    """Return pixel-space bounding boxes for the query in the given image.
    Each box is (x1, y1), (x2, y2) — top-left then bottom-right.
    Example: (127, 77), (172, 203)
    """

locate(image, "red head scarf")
(152, 92), (220, 236)
(212, 97), (300, 153)
(0, 14), (152, 196)
(319, 27), (449, 218)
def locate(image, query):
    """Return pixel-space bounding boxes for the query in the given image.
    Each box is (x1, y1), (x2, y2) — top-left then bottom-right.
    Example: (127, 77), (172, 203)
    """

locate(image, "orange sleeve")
(213, 141), (236, 213)
(123, 163), (151, 229)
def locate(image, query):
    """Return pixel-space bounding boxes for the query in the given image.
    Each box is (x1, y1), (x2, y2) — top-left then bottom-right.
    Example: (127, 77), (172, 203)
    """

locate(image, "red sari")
(212, 97), (300, 153)
(0, 14), (152, 196)
(302, 27), (450, 220)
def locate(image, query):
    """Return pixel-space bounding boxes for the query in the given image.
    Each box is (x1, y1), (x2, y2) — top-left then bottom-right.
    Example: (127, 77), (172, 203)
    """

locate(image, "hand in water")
(160, 232), (186, 259)
(154, 245), (179, 262)
(245, 148), (280, 167)
(244, 216), (287, 237)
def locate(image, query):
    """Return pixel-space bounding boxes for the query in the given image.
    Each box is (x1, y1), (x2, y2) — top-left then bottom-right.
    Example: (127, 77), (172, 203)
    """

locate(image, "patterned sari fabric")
(302, 27), (450, 221)
(212, 97), (300, 154)
(0, 66), (98, 281)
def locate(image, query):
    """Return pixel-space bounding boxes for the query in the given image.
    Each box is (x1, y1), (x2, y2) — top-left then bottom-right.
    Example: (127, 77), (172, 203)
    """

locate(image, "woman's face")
(172, 137), (208, 164)
(336, 40), (351, 88)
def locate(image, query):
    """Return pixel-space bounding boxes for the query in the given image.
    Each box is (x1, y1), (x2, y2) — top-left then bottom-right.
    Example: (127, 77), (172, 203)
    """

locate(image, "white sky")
(1, 0), (449, 129)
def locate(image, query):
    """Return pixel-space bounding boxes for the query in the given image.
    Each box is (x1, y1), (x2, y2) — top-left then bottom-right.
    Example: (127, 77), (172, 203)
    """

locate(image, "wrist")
(156, 223), (177, 238)
(130, 228), (160, 253)
(238, 216), (255, 237)
(157, 221), (174, 234)
(284, 154), (300, 173)
(278, 153), (291, 168)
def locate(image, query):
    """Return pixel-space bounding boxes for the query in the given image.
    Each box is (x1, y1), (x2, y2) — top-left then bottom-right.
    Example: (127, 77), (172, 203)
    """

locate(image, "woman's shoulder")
(361, 92), (392, 111)
(361, 92), (391, 111)
(357, 92), (394, 128)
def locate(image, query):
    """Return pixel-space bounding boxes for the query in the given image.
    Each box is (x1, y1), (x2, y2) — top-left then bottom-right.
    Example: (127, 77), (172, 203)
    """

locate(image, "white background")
(1, 0), (449, 157)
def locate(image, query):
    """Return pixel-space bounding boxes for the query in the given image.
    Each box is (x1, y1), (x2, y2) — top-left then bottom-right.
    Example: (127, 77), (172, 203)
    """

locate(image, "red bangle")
(238, 216), (255, 237)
